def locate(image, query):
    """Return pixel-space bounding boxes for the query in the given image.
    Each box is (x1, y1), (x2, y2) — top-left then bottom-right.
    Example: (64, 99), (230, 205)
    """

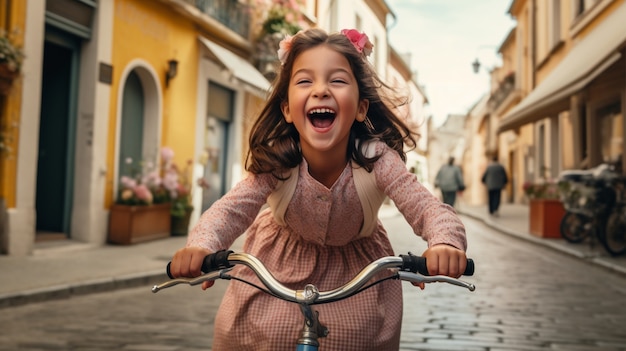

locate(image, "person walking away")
(482, 156), (508, 216)
(435, 157), (465, 207)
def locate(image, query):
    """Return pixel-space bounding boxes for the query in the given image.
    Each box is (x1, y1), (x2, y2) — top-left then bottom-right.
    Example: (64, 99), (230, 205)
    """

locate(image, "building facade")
(1, 0), (271, 255)
(1, 0), (426, 256)
(496, 0), (626, 204)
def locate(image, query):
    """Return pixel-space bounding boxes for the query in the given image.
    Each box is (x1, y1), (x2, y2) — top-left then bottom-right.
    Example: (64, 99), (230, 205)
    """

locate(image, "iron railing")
(185, 0), (251, 38)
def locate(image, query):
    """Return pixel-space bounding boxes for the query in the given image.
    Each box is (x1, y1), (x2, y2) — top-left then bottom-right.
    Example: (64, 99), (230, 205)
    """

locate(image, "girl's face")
(281, 45), (369, 158)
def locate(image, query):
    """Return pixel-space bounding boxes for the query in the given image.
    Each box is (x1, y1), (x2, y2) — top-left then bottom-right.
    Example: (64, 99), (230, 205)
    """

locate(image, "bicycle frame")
(153, 251), (475, 350)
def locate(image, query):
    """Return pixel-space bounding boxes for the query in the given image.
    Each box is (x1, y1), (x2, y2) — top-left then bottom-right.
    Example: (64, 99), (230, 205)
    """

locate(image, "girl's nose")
(312, 83), (330, 98)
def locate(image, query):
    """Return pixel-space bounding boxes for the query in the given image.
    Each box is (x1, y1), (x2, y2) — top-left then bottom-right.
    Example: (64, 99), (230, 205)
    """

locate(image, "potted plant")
(160, 147), (200, 236)
(0, 29), (25, 95)
(254, 0), (303, 77)
(108, 155), (172, 245)
(523, 180), (565, 238)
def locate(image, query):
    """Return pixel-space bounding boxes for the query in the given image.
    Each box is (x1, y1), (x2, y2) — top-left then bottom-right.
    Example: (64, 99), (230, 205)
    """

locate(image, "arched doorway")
(119, 71), (144, 178)
(115, 65), (161, 194)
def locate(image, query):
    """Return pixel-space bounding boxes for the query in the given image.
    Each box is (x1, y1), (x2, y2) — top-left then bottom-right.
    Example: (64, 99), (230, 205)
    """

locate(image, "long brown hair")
(246, 28), (417, 178)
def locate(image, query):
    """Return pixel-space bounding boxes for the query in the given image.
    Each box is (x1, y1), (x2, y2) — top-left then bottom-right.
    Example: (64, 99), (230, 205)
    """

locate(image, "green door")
(201, 82), (233, 211)
(36, 29), (78, 237)
(118, 71), (145, 179)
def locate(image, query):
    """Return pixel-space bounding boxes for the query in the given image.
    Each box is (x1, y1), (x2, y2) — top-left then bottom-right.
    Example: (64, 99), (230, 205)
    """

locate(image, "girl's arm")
(374, 143), (467, 252)
(186, 172), (277, 251)
(170, 173), (276, 285)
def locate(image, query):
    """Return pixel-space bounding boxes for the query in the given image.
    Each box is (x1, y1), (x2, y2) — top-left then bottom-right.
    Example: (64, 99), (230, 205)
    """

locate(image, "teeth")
(308, 108), (335, 115)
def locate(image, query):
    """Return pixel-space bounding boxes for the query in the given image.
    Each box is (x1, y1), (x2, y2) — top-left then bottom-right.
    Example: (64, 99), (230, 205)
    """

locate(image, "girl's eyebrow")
(292, 67), (353, 76)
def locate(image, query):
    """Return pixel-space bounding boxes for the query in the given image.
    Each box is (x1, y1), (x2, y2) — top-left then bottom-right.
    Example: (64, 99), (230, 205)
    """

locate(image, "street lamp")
(472, 58), (481, 74)
(471, 45), (499, 74)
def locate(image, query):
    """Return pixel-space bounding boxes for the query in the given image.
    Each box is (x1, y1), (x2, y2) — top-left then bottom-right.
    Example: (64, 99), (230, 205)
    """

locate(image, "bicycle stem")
(297, 304), (329, 347)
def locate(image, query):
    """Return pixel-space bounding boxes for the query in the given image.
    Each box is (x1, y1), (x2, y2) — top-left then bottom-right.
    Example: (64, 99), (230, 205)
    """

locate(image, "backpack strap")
(267, 140), (386, 236)
(352, 141), (386, 237)
(267, 166), (299, 226)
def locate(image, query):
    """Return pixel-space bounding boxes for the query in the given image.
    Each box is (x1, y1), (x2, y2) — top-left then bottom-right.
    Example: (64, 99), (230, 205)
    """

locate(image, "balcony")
(186, 0), (251, 38)
(488, 73), (516, 111)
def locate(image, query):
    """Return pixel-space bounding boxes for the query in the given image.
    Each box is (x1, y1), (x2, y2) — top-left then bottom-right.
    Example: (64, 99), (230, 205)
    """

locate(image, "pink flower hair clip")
(276, 29), (374, 66)
(341, 29), (373, 57)
(277, 34), (294, 66)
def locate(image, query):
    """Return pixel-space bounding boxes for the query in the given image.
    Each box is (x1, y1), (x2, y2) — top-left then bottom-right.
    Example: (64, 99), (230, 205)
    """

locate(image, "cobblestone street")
(1, 214), (625, 350)
(397, 216), (626, 350)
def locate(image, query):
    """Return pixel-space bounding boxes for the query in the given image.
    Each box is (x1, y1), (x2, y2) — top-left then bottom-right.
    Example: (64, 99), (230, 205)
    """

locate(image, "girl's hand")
(170, 246), (215, 290)
(412, 244), (467, 289)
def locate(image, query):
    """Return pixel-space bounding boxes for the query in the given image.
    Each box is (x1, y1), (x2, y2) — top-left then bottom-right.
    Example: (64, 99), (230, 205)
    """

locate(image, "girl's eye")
(331, 79), (347, 84)
(295, 79), (312, 85)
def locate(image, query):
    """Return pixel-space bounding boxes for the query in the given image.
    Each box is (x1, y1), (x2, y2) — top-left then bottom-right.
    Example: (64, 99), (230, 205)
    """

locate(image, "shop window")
(598, 102), (623, 165)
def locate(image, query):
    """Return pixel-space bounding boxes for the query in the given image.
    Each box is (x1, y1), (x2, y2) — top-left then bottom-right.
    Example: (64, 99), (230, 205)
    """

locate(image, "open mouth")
(307, 108), (336, 129)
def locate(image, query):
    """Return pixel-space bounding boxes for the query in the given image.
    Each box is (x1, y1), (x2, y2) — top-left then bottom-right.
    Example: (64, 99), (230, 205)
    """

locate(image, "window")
(574, 0), (586, 16)
(571, 0), (610, 35)
(598, 102), (623, 164)
(560, 111), (575, 169)
(573, 0), (601, 18)
(549, 0), (561, 49)
(580, 104), (587, 161)
(538, 124), (547, 178)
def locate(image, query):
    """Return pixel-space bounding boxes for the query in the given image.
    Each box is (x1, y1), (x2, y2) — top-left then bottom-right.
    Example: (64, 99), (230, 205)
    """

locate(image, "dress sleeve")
(373, 144), (467, 251)
(186, 172), (276, 251)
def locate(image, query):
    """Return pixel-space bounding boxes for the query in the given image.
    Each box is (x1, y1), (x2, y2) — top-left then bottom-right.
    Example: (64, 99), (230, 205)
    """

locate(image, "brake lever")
(152, 268), (233, 293)
(397, 271), (476, 291)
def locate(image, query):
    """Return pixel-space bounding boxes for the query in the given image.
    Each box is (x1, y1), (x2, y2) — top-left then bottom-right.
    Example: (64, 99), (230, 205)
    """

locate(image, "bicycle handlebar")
(191, 250), (474, 278)
(167, 250), (474, 278)
(152, 251), (475, 304)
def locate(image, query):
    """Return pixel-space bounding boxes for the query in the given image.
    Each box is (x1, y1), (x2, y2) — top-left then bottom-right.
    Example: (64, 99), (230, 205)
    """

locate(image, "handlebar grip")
(165, 249), (234, 279)
(201, 249), (234, 272)
(400, 254), (474, 276)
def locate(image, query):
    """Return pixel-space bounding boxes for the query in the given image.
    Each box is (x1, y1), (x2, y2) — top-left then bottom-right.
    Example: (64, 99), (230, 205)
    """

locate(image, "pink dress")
(187, 142), (467, 350)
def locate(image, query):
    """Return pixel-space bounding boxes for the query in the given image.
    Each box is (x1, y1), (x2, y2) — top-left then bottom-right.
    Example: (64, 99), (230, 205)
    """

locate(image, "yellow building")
(1, 0), (270, 255)
(497, 0), (626, 203)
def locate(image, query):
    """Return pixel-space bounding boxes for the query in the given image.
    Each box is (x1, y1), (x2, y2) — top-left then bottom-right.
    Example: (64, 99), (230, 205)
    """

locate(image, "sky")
(386, 0), (516, 127)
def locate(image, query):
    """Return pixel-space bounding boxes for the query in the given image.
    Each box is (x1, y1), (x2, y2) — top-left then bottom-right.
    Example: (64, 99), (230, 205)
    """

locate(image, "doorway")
(35, 29), (79, 241)
(118, 71), (145, 179)
(201, 82), (234, 211)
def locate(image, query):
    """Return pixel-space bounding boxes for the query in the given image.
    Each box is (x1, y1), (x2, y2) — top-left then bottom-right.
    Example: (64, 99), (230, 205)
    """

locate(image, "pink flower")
(142, 170), (162, 188)
(120, 189), (134, 201)
(161, 147), (175, 163)
(277, 34), (294, 65)
(120, 176), (137, 189)
(133, 184), (153, 204)
(341, 29), (373, 57)
(162, 169), (179, 198)
(176, 183), (189, 197)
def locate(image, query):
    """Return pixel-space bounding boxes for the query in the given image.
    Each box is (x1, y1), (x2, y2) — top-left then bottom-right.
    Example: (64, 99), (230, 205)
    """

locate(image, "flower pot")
(108, 203), (171, 245)
(171, 207), (193, 236)
(529, 199), (565, 238)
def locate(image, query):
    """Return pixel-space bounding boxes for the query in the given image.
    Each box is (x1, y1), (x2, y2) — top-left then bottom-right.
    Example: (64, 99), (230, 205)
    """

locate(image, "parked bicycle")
(152, 250), (475, 350)
(558, 163), (626, 256)
(605, 175), (626, 255)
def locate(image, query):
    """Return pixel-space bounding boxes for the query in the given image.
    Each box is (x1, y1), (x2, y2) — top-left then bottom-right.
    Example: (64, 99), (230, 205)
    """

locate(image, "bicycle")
(605, 176), (626, 256)
(152, 250), (475, 350)
(558, 164), (626, 256)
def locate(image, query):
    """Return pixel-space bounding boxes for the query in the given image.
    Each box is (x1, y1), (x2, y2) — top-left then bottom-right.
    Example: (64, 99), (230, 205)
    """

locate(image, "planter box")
(529, 199), (565, 238)
(108, 203), (171, 245)
(171, 207), (193, 236)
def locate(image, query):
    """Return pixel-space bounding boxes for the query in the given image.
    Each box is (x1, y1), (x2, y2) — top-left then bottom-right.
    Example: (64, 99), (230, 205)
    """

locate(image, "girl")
(170, 28), (468, 350)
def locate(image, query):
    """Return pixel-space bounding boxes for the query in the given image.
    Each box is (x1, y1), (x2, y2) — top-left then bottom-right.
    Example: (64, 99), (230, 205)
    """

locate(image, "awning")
(498, 3), (626, 132)
(198, 36), (271, 95)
